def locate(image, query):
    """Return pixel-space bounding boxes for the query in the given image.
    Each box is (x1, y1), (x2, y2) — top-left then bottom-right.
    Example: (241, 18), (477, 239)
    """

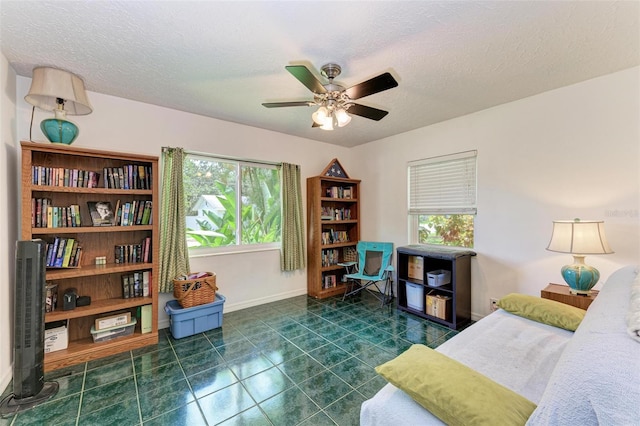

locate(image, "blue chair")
(341, 241), (394, 306)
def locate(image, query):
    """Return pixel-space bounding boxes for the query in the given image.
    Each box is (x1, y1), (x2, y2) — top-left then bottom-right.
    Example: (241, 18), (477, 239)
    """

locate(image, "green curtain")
(159, 147), (191, 292)
(280, 163), (305, 271)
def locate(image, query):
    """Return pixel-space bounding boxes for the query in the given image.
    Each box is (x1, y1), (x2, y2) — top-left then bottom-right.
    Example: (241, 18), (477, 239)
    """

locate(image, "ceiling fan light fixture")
(335, 108), (351, 127)
(320, 114), (334, 131)
(312, 106), (329, 125)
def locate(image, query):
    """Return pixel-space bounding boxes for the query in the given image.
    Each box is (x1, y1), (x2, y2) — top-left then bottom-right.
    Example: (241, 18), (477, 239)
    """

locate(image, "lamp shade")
(546, 219), (613, 254)
(25, 67), (92, 115)
(547, 219), (613, 294)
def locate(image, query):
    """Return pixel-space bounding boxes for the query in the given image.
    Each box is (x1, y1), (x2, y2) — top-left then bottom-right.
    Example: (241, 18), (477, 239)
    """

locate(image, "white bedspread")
(360, 309), (573, 426)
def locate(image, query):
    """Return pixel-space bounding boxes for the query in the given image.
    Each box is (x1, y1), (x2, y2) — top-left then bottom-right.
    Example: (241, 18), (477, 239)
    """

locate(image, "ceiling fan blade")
(344, 72), (398, 100)
(348, 103), (389, 121)
(262, 101), (313, 108)
(286, 65), (327, 94)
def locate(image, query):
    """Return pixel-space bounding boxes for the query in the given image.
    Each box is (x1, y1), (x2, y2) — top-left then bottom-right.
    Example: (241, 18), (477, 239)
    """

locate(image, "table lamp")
(24, 67), (92, 144)
(546, 218), (613, 294)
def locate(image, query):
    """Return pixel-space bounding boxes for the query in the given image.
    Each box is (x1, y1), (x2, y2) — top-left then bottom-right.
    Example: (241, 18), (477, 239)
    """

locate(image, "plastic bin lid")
(165, 293), (226, 315)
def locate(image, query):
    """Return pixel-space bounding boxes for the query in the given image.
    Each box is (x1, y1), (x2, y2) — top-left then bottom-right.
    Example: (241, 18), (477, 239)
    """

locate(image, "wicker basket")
(343, 246), (358, 263)
(173, 272), (217, 308)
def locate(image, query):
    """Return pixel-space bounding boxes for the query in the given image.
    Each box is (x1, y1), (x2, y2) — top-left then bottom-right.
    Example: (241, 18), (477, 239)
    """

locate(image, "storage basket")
(343, 246), (358, 263)
(173, 272), (218, 308)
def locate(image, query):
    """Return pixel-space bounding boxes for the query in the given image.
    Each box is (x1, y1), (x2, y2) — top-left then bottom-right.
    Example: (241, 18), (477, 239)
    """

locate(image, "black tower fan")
(0, 240), (58, 417)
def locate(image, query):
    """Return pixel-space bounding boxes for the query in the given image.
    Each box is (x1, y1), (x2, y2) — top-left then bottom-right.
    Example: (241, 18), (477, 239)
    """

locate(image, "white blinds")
(408, 150), (477, 215)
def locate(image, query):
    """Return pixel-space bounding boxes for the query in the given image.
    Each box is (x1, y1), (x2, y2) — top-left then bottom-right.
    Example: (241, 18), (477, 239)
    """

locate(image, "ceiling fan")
(262, 63), (398, 130)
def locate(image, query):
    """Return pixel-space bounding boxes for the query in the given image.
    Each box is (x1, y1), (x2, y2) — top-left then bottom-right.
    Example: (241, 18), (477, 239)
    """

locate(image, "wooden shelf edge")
(46, 262), (153, 279)
(44, 331), (158, 372)
(309, 284), (346, 299)
(321, 242), (357, 249)
(28, 185), (153, 195)
(46, 296), (153, 322)
(33, 225), (153, 235)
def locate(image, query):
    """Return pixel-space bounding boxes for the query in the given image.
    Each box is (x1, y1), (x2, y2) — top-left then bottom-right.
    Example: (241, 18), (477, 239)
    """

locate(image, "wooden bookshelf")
(21, 141), (159, 371)
(307, 175), (360, 298)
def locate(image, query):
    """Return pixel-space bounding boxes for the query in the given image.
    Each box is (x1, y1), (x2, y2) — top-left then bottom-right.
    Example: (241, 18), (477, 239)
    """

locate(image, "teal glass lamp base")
(41, 118), (79, 145)
(561, 255), (600, 295)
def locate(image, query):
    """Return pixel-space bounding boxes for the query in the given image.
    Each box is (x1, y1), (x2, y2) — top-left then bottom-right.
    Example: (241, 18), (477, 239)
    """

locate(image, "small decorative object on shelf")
(87, 201), (114, 226)
(322, 158), (349, 178)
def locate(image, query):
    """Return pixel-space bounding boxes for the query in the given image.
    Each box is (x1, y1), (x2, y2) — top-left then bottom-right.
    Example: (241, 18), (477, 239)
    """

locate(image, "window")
(408, 150), (477, 248)
(183, 154), (281, 253)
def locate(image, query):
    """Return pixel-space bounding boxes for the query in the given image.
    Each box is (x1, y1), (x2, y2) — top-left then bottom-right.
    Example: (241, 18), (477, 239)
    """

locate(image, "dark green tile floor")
(1, 292), (457, 426)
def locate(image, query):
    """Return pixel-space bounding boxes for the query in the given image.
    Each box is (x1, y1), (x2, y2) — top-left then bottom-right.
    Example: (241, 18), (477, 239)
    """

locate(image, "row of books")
(321, 249), (340, 267)
(31, 166), (100, 188)
(114, 237), (152, 264)
(323, 274), (338, 289)
(31, 198), (82, 228)
(46, 237), (82, 268)
(103, 165), (152, 190)
(114, 200), (153, 226)
(325, 186), (353, 199)
(320, 207), (352, 221)
(321, 230), (350, 245)
(122, 270), (151, 299)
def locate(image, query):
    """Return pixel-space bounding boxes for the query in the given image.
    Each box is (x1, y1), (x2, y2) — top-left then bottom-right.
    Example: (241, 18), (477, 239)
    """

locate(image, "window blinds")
(408, 150), (477, 215)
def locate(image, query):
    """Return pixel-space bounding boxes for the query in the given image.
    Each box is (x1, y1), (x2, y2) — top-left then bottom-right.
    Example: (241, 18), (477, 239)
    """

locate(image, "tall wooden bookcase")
(307, 175), (360, 298)
(20, 141), (159, 371)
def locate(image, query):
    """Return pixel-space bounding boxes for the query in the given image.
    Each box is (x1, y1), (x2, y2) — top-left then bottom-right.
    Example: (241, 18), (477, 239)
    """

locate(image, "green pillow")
(497, 293), (585, 331)
(375, 345), (536, 426)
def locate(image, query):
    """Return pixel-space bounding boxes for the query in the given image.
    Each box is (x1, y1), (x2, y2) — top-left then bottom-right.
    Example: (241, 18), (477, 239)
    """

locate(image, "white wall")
(353, 67), (640, 318)
(1, 54), (18, 392)
(14, 76), (354, 330)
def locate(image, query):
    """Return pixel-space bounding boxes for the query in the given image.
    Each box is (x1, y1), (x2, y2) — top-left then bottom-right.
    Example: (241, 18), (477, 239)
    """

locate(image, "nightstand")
(541, 283), (599, 310)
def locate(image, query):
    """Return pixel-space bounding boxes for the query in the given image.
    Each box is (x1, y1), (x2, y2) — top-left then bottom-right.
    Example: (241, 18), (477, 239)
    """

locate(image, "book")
(61, 238), (75, 267)
(138, 165), (146, 189)
(45, 240), (56, 267)
(122, 274), (130, 299)
(142, 270), (150, 297)
(69, 240), (79, 267)
(87, 201), (114, 226)
(118, 167), (125, 189)
(141, 201), (152, 225)
(53, 238), (67, 267)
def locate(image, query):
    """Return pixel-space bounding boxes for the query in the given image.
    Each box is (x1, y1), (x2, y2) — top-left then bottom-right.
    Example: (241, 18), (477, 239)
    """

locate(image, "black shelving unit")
(397, 245), (476, 330)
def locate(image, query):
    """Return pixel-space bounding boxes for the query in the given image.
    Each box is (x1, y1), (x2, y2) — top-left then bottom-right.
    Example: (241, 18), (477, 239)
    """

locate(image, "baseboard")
(1, 364), (12, 395)
(158, 288), (309, 330)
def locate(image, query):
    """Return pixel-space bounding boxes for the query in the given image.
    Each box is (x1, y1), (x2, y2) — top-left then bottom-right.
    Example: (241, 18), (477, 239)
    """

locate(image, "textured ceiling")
(1, 1), (638, 147)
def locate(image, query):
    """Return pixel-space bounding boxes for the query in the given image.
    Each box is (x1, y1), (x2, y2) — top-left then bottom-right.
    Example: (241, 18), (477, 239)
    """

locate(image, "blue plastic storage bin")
(165, 293), (225, 339)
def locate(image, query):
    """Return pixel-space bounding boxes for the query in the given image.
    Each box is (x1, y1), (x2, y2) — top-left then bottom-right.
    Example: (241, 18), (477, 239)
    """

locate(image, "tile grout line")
(74, 362), (88, 425)
(131, 350), (143, 426)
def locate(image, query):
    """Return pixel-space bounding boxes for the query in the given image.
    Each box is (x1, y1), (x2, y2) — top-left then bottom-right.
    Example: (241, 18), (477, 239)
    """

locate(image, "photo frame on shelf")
(87, 201), (115, 226)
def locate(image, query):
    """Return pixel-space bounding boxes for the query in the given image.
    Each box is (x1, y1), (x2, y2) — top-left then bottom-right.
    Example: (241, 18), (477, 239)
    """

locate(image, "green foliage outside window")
(418, 214), (474, 248)
(184, 156), (281, 248)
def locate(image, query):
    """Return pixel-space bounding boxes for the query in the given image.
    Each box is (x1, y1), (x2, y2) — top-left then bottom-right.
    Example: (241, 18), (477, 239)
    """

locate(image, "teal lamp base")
(561, 255), (600, 295)
(40, 118), (78, 145)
